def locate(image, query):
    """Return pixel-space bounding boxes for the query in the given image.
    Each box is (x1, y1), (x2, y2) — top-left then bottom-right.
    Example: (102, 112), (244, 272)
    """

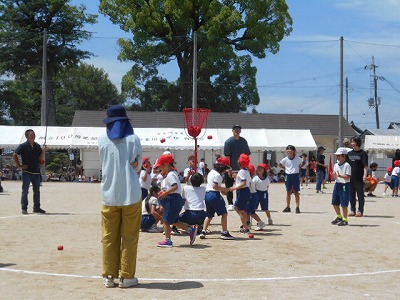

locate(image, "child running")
(330, 147), (352, 226)
(252, 163), (273, 229)
(139, 157), (152, 200)
(200, 156), (235, 240)
(300, 153), (309, 189)
(279, 145), (301, 213)
(155, 153), (198, 248)
(230, 153), (252, 234)
(141, 185), (163, 232)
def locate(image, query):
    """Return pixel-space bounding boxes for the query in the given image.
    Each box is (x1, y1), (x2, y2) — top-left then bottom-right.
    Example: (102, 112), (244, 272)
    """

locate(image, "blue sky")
(71, 0), (400, 130)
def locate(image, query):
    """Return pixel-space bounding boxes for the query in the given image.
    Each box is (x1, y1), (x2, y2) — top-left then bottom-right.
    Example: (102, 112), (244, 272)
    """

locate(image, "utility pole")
(345, 77), (349, 121)
(41, 28), (48, 126)
(192, 31), (197, 109)
(368, 56), (380, 129)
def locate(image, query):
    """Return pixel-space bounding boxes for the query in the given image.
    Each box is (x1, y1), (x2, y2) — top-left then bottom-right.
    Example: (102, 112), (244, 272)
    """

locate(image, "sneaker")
(147, 225), (162, 233)
(118, 277), (138, 288)
(157, 239), (173, 248)
(104, 275), (116, 288)
(189, 225), (198, 245)
(227, 204), (234, 211)
(239, 228), (250, 234)
(337, 220), (348, 226)
(220, 231), (235, 240)
(306, 185), (310, 189)
(268, 218), (273, 225)
(331, 217), (342, 225)
(33, 208), (46, 214)
(382, 193), (386, 197)
(22, 209), (28, 215)
(296, 207), (301, 214)
(300, 185), (303, 189)
(199, 231), (206, 239)
(282, 207), (291, 213)
(254, 221), (266, 231)
(356, 211), (363, 217)
(367, 193), (376, 197)
(171, 226), (180, 235)
(348, 211), (356, 217)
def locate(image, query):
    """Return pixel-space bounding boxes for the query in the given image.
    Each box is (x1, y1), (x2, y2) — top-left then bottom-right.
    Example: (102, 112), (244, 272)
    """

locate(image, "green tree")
(56, 63), (123, 125)
(0, 0), (97, 125)
(99, 0), (292, 112)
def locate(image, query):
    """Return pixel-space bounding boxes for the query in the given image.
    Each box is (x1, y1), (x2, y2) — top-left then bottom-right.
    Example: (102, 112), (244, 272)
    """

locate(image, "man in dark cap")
(223, 124), (251, 210)
(99, 105), (143, 288)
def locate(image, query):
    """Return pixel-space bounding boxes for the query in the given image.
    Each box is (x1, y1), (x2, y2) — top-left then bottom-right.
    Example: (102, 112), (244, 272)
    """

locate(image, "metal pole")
(339, 36), (343, 147)
(192, 31), (197, 109)
(345, 77), (349, 121)
(41, 28), (48, 127)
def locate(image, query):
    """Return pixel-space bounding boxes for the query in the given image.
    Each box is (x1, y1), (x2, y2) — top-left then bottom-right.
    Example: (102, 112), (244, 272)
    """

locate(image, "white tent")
(364, 135), (400, 153)
(1, 125), (317, 177)
(0, 126), (317, 151)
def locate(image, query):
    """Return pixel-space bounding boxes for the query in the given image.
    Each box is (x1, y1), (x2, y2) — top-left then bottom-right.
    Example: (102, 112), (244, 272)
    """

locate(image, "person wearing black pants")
(347, 137), (368, 217)
(223, 124), (251, 211)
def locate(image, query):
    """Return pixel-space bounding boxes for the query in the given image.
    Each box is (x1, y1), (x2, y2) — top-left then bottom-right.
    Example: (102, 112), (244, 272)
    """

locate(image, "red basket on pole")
(183, 108), (211, 169)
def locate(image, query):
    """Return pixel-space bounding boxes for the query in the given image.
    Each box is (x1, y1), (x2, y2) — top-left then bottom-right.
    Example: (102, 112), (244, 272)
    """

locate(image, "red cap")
(217, 156), (231, 166)
(395, 160), (400, 167)
(258, 163), (269, 171)
(248, 164), (256, 176)
(155, 154), (174, 169)
(387, 167), (393, 172)
(142, 157), (150, 163)
(238, 153), (250, 168)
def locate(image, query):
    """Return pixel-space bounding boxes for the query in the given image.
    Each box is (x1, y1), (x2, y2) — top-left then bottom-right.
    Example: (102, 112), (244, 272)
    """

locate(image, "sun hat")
(334, 147), (348, 155)
(258, 163), (269, 171)
(318, 146), (326, 151)
(232, 124), (242, 130)
(103, 105), (130, 124)
(387, 167), (392, 172)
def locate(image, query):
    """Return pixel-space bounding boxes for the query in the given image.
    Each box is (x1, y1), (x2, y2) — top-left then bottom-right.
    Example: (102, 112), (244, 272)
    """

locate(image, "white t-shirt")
(334, 162), (351, 184)
(300, 158), (308, 170)
(162, 170), (182, 194)
(141, 196), (159, 215)
(206, 169), (223, 191)
(253, 175), (270, 191)
(280, 156), (301, 174)
(182, 185), (206, 210)
(235, 169), (251, 188)
(392, 166), (400, 177)
(139, 169), (152, 190)
(384, 173), (392, 182)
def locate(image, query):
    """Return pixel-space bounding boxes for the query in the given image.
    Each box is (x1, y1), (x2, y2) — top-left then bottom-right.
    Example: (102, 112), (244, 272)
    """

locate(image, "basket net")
(183, 108), (211, 138)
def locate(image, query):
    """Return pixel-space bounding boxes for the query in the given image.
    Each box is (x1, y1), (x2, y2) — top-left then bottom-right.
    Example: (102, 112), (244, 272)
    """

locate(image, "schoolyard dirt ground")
(0, 180), (399, 299)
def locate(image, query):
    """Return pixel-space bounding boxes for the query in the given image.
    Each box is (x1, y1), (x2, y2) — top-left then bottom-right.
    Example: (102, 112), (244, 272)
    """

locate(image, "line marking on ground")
(1, 268), (400, 282)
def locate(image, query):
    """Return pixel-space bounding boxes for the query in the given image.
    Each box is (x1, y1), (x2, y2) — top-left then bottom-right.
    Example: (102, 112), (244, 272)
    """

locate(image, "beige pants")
(101, 201), (141, 279)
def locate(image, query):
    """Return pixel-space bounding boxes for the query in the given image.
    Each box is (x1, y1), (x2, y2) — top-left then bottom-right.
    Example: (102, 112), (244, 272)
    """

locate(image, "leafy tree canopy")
(100, 0), (292, 112)
(0, 0), (97, 125)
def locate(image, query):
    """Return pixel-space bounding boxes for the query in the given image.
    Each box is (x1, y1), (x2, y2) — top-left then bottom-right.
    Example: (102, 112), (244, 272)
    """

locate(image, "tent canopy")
(0, 126), (317, 151)
(364, 135), (400, 153)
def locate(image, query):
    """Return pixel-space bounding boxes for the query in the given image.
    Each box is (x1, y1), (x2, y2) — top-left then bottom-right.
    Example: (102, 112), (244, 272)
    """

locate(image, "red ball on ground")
(248, 234), (254, 239)
(57, 245), (64, 250)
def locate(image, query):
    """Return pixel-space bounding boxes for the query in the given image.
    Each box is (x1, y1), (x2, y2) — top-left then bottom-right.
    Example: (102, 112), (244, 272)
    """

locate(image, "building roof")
(72, 111), (356, 137)
(360, 128), (400, 138)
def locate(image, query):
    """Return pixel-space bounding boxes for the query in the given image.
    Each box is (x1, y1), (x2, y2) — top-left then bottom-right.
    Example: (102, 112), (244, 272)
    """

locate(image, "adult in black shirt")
(315, 146), (327, 193)
(13, 129), (46, 214)
(347, 137), (368, 217)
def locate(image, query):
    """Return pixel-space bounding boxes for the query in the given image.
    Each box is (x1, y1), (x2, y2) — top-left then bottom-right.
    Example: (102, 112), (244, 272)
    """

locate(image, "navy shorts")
(332, 182), (350, 207)
(205, 191), (227, 218)
(141, 187), (148, 200)
(256, 190), (269, 211)
(392, 175), (399, 188)
(141, 214), (156, 230)
(384, 181), (394, 189)
(300, 169), (307, 177)
(235, 187), (251, 211)
(160, 193), (184, 224)
(246, 192), (258, 214)
(285, 174), (300, 192)
(179, 210), (207, 225)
